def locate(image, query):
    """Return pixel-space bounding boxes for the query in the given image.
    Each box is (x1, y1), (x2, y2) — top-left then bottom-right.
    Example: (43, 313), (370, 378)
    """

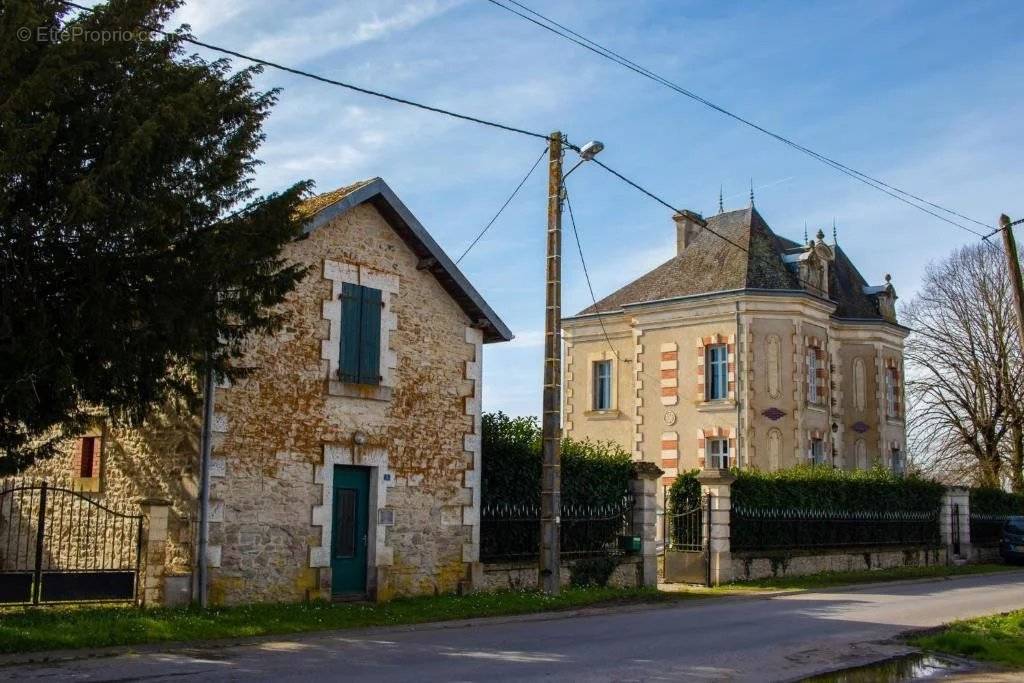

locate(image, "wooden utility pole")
(1000, 214), (1024, 344)
(540, 131), (564, 595)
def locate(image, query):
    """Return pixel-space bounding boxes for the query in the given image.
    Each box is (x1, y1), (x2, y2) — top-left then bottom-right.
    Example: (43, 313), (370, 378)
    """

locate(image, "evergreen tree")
(0, 0), (311, 472)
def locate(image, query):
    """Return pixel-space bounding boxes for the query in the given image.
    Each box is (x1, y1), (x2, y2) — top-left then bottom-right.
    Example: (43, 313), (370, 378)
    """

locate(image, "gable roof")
(299, 178), (513, 343)
(576, 207), (887, 321)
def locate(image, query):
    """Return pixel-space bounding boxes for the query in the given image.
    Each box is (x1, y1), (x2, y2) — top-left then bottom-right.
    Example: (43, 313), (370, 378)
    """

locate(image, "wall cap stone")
(631, 461), (665, 480)
(697, 468), (737, 486)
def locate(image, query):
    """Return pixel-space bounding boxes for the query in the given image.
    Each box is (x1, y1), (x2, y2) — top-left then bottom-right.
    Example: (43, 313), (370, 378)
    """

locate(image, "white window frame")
(708, 438), (730, 469)
(593, 360), (613, 411)
(705, 345), (728, 401)
(891, 446), (904, 475)
(810, 438), (825, 465)
(806, 348), (819, 405)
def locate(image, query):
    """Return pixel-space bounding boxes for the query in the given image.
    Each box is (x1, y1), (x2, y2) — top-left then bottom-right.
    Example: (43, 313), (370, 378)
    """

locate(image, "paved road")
(5, 570), (1024, 682)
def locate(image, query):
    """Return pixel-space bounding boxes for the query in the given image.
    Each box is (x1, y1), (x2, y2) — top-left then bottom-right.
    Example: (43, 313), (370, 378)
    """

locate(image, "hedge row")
(668, 465), (946, 515)
(970, 487), (1024, 516)
(480, 411), (632, 508)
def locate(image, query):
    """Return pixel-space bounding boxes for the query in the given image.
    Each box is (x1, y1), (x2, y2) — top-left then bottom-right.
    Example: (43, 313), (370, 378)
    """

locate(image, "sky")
(157, 0), (1023, 417)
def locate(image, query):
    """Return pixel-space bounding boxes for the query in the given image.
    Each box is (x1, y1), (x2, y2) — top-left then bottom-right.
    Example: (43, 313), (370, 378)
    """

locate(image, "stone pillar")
(138, 498), (171, 607)
(630, 462), (664, 588)
(697, 468), (736, 585)
(940, 487), (972, 563)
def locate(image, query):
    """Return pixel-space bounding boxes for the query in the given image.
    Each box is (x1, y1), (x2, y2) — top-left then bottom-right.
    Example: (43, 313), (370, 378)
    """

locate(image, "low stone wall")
(731, 546), (948, 582)
(480, 556), (641, 592)
(968, 545), (1002, 563)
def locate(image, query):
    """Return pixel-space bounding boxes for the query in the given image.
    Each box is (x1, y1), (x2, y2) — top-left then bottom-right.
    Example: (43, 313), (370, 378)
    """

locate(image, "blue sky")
(165, 0), (1022, 417)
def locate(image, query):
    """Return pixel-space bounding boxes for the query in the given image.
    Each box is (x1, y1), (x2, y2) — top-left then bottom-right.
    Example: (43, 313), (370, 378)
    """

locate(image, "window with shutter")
(339, 283), (383, 386)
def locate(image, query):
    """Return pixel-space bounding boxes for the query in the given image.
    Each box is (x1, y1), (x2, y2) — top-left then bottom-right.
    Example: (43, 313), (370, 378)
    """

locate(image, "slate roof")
(299, 178), (513, 343)
(576, 207), (886, 321)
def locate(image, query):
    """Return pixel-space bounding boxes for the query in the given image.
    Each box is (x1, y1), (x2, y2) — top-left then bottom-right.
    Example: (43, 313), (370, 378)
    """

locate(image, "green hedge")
(731, 465), (945, 513)
(667, 469), (702, 513)
(669, 465), (945, 515)
(970, 487), (1024, 516)
(481, 412), (632, 508)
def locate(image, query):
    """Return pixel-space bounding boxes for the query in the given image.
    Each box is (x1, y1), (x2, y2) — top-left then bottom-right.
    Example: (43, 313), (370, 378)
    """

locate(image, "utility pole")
(195, 359), (215, 608)
(1000, 214), (1024, 344)
(539, 131), (564, 595)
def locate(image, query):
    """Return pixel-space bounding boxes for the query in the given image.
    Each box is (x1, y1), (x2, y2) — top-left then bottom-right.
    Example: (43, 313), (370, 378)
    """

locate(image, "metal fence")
(970, 513), (1011, 546)
(0, 479), (142, 605)
(663, 495), (708, 552)
(480, 496), (635, 562)
(731, 506), (941, 552)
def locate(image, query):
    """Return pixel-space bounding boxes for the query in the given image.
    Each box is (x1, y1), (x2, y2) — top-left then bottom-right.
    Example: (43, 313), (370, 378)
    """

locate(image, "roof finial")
(832, 218), (837, 245)
(749, 178), (755, 208)
(719, 185), (724, 214)
(803, 222), (808, 243)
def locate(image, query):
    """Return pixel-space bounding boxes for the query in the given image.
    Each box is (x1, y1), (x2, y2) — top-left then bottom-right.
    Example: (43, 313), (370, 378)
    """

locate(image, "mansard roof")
(576, 207), (888, 321)
(299, 178), (513, 343)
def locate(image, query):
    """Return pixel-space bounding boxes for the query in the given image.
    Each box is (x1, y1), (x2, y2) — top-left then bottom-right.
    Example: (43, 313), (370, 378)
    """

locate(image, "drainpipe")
(195, 360), (214, 608)
(735, 303), (743, 468)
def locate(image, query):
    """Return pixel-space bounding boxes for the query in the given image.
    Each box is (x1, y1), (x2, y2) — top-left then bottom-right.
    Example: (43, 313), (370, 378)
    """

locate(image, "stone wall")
(207, 201), (482, 604)
(8, 400), (199, 582)
(732, 547), (948, 582)
(479, 557), (642, 592)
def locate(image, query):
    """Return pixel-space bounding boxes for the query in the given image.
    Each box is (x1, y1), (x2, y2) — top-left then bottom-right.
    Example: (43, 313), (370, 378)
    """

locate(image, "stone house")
(561, 205), (907, 500)
(16, 178), (512, 604)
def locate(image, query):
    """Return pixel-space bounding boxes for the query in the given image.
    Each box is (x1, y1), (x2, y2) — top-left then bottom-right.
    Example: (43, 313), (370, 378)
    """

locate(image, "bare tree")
(904, 243), (1024, 489)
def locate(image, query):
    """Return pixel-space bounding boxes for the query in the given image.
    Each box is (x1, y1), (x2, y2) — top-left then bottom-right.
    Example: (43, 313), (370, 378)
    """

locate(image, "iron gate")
(662, 493), (711, 586)
(0, 481), (142, 605)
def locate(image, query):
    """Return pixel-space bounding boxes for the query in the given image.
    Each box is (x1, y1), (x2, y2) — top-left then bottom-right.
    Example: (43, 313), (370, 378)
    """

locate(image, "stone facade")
(563, 207), (908, 516)
(10, 178), (511, 605)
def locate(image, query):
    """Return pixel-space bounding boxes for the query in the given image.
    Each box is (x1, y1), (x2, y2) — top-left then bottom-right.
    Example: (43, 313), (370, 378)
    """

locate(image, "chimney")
(673, 210), (707, 253)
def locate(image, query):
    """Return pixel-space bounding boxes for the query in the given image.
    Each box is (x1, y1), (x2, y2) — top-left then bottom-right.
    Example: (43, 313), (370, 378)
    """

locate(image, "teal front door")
(331, 466), (370, 596)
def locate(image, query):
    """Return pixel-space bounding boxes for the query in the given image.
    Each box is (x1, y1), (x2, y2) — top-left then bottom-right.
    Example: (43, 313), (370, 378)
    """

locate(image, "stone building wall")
(6, 402), (199, 580)
(564, 291), (908, 512)
(207, 201), (481, 604)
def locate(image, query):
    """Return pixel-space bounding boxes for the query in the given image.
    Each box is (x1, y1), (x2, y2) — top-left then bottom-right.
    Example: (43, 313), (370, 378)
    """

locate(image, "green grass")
(0, 587), (695, 654)
(724, 562), (1018, 591)
(911, 609), (1024, 667)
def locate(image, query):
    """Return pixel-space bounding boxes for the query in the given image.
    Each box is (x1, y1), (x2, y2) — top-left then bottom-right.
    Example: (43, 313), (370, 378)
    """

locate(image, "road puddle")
(800, 653), (969, 681)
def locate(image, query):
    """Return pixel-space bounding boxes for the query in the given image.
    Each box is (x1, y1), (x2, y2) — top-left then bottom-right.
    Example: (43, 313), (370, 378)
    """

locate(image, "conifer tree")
(0, 0), (311, 471)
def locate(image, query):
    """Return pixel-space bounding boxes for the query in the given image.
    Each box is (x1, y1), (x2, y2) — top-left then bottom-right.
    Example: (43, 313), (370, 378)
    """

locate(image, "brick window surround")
(804, 336), (827, 407)
(695, 334), (736, 402)
(697, 427), (736, 469)
(884, 358), (902, 418)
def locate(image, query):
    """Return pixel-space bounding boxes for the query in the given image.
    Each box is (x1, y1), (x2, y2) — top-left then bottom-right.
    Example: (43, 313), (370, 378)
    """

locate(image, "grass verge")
(722, 562), (1017, 591)
(0, 586), (696, 655)
(910, 609), (1024, 668)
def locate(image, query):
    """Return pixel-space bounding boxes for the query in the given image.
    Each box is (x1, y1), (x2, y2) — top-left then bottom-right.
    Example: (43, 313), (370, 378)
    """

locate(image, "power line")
(590, 156), (833, 297)
(484, 0), (991, 237)
(564, 185), (617, 358)
(456, 145), (549, 264)
(59, 1), (548, 141)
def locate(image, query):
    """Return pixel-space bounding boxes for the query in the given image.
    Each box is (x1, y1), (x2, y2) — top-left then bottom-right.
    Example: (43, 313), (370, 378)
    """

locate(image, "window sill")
(584, 409), (621, 420)
(72, 478), (101, 493)
(327, 380), (393, 402)
(886, 415), (904, 425)
(805, 404), (827, 414)
(696, 400), (735, 413)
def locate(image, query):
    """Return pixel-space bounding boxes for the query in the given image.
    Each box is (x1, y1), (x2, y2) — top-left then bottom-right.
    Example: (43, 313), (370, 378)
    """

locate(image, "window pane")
(707, 346), (727, 400)
(594, 361), (612, 410)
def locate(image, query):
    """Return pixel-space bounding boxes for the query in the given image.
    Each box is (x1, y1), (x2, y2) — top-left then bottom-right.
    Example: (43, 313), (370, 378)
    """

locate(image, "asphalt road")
(5, 570), (1024, 682)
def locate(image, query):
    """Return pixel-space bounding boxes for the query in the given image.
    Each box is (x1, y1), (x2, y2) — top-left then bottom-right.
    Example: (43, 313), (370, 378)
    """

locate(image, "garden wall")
(731, 546), (947, 582)
(480, 556), (642, 592)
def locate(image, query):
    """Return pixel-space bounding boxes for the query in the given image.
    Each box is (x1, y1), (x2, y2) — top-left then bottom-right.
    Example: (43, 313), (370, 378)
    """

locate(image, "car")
(998, 516), (1024, 565)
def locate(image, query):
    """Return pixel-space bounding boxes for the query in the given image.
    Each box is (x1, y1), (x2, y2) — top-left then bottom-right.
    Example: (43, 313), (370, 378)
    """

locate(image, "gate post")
(138, 498), (171, 607)
(940, 487), (971, 563)
(697, 468), (736, 586)
(630, 462), (664, 588)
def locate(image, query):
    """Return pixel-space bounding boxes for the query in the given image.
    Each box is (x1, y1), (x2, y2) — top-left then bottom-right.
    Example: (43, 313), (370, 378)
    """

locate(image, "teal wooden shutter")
(339, 283), (362, 383)
(358, 286), (381, 385)
(338, 283), (382, 385)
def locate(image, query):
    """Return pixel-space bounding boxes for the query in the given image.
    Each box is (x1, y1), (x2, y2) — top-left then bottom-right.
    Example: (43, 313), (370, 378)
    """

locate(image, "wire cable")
(484, 0), (990, 236)
(59, 1), (549, 141)
(564, 185), (618, 357)
(456, 145), (549, 264)
(590, 157), (834, 297)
